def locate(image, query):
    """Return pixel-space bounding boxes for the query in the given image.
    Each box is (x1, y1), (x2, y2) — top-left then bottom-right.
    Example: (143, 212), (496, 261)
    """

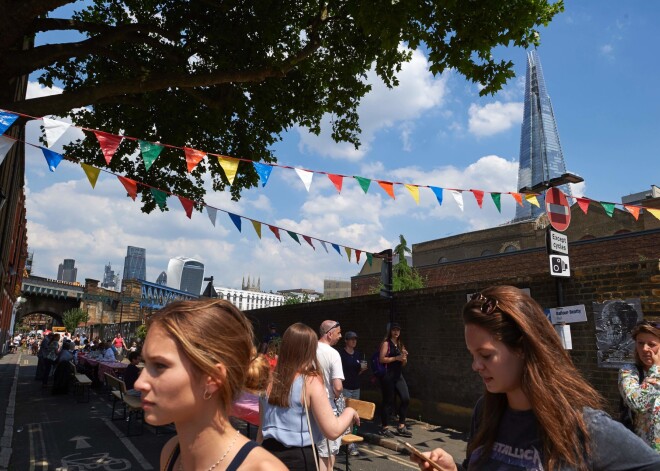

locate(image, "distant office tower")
(515, 50), (572, 221)
(156, 271), (167, 285)
(101, 262), (117, 290)
(122, 246), (146, 282)
(167, 257), (204, 295)
(57, 259), (77, 282)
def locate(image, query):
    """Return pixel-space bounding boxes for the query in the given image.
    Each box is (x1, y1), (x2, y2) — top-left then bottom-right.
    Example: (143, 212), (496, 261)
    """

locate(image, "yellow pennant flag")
(404, 184), (420, 205)
(525, 194), (540, 208)
(218, 156), (239, 185)
(344, 247), (352, 262)
(81, 163), (101, 189)
(251, 220), (262, 239)
(647, 208), (660, 221)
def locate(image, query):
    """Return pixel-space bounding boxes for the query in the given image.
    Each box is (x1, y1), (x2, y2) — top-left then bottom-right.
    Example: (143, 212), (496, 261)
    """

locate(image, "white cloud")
(26, 82), (64, 99)
(600, 44), (614, 57)
(468, 101), (523, 137)
(297, 47), (449, 160)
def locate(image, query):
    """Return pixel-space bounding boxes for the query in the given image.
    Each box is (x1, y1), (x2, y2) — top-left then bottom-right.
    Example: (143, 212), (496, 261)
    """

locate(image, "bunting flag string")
(3, 109), (660, 260)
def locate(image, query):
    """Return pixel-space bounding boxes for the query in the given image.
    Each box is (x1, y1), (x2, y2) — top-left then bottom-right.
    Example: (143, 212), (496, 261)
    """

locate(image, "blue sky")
(21, 1), (660, 292)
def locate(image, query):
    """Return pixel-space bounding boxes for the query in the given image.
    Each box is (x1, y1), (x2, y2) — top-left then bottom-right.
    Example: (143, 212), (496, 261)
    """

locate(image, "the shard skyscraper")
(515, 50), (572, 221)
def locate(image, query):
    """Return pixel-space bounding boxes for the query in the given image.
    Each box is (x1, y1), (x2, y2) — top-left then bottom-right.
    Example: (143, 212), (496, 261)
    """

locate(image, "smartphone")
(399, 441), (444, 470)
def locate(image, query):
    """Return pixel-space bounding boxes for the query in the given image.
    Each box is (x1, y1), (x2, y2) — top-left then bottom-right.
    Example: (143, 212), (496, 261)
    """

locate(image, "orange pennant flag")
(327, 174), (343, 193)
(623, 204), (641, 221)
(575, 197), (590, 214)
(470, 189), (484, 208)
(511, 192), (523, 207)
(117, 176), (138, 200)
(377, 181), (395, 199)
(184, 147), (206, 173)
(647, 208), (660, 221)
(178, 196), (194, 219)
(94, 131), (123, 165)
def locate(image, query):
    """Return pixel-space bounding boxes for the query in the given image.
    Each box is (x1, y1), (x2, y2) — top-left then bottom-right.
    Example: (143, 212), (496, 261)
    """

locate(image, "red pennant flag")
(377, 181), (395, 199)
(511, 192), (523, 206)
(470, 189), (484, 208)
(184, 147), (206, 173)
(327, 174), (343, 193)
(94, 131), (123, 165)
(117, 176), (138, 200)
(178, 196), (194, 219)
(624, 204), (641, 220)
(355, 250), (361, 264)
(268, 225), (281, 241)
(302, 235), (315, 250)
(575, 197), (590, 214)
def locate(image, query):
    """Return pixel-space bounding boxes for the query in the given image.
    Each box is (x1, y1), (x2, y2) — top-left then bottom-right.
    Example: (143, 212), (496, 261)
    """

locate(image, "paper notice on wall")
(555, 324), (572, 350)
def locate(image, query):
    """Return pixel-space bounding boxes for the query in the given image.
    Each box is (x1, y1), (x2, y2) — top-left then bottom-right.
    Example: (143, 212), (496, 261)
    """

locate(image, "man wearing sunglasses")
(316, 320), (344, 471)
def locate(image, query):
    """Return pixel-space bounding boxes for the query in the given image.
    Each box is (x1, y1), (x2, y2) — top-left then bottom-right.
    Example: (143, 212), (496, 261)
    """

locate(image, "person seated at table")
(102, 342), (116, 362)
(135, 299), (286, 471)
(57, 340), (74, 364)
(123, 351), (141, 396)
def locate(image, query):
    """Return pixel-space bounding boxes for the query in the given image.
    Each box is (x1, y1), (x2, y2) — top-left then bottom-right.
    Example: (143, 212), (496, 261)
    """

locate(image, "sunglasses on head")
(325, 322), (340, 335)
(470, 292), (498, 315)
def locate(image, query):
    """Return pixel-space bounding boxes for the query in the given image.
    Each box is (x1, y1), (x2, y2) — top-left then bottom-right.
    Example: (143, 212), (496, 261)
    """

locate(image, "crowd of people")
(9, 286), (660, 470)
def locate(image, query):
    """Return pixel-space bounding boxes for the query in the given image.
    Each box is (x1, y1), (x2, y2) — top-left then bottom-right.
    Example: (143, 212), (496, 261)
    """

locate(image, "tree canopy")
(0, 0), (563, 212)
(62, 307), (89, 333)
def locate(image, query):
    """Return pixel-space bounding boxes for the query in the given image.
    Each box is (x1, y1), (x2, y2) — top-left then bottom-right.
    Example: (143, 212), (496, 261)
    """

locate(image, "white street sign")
(549, 230), (568, 255)
(549, 254), (570, 277)
(547, 304), (587, 324)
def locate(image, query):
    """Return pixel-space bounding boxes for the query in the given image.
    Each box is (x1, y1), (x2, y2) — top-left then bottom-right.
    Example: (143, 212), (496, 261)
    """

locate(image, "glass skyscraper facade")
(57, 258), (77, 283)
(515, 50), (572, 221)
(122, 246), (146, 283)
(167, 257), (205, 295)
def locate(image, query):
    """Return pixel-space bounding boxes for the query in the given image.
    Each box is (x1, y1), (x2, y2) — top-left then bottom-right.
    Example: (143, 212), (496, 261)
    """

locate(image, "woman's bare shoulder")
(244, 446), (287, 470)
(159, 436), (179, 471)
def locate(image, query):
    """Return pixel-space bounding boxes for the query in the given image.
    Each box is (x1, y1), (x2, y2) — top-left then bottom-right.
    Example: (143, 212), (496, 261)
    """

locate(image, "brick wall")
(249, 252), (660, 431)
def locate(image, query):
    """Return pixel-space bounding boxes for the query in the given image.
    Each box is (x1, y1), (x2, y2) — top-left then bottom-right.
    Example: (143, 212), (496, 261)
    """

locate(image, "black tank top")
(166, 440), (258, 471)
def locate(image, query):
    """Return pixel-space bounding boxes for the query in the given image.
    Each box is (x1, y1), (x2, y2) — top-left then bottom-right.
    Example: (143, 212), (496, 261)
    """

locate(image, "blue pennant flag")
(253, 162), (273, 187)
(228, 212), (242, 232)
(430, 186), (443, 205)
(42, 148), (64, 172)
(0, 111), (19, 135)
(331, 243), (341, 255)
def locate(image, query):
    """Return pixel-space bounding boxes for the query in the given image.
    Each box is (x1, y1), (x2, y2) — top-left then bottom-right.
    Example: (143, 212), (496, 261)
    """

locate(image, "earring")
(203, 389), (212, 400)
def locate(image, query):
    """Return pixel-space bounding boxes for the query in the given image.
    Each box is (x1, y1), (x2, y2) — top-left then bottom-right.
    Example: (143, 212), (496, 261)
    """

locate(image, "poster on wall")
(594, 299), (643, 368)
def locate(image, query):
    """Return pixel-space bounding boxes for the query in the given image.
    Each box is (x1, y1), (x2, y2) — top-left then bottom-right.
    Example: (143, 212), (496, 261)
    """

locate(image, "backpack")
(370, 342), (390, 377)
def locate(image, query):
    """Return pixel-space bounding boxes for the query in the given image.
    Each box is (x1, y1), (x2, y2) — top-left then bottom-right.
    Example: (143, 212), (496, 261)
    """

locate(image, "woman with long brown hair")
(411, 285), (660, 470)
(619, 320), (660, 452)
(135, 299), (285, 471)
(377, 322), (411, 438)
(258, 323), (359, 470)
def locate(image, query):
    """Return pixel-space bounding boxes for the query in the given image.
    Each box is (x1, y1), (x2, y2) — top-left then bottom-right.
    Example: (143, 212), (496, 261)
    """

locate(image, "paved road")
(2, 353), (466, 470)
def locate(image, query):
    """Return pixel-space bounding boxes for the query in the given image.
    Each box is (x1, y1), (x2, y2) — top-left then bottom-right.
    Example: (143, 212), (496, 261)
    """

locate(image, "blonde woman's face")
(635, 332), (660, 368)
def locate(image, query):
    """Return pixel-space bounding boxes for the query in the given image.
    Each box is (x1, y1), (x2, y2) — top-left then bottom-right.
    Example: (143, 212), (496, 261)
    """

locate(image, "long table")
(231, 391), (260, 427)
(78, 355), (128, 382)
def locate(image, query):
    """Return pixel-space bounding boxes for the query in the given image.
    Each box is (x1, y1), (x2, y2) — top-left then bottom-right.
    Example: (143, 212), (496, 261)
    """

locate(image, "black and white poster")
(594, 299), (643, 368)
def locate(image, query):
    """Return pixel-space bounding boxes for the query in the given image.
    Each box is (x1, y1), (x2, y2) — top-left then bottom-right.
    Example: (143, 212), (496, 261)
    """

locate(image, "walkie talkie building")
(515, 50), (572, 221)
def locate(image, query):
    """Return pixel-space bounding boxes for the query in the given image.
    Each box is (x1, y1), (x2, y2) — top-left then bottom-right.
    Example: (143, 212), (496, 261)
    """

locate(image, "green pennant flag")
(286, 231), (301, 244)
(600, 202), (615, 217)
(491, 193), (501, 213)
(366, 253), (373, 266)
(139, 140), (164, 171)
(150, 188), (168, 209)
(354, 176), (371, 194)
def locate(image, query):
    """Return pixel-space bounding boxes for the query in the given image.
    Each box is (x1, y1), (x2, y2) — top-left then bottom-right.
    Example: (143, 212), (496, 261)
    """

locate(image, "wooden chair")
(70, 361), (92, 403)
(341, 398), (376, 471)
(104, 373), (143, 436)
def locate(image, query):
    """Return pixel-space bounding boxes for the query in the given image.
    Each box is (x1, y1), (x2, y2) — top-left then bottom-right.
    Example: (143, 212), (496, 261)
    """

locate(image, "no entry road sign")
(545, 187), (571, 232)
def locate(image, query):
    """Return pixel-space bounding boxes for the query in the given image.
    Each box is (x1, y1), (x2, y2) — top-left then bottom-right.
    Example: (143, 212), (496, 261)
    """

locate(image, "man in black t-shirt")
(339, 331), (367, 456)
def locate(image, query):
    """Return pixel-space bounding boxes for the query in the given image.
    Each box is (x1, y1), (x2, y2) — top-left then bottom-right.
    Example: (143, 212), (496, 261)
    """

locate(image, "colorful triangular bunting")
(320, 240), (329, 253)
(511, 192), (523, 207)
(0, 111), (18, 135)
(600, 202), (615, 217)
(648, 208), (660, 221)
(41, 148), (64, 172)
(94, 131), (123, 165)
(0, 135), (16, 165)
(354, 176), (371, 194)
(355, 250), (361, 264)
(366, 252), (373, 266)
(251, 220), (262, 239)
(268, 225), (281, 241)
(430, 186), (443, 205)
(470, 189), (484, 208)
(405, 184), (419, 205)
(623, 204), (641, 221)
(81, 163), (100, 188)
(525, 194), (540, 208)
(42, 117), (71, 147)
(449, 190), (464, 211)
(295, 168), (313, 192)
(178, 196), (194, 219)
(345, 247), (352, 261)
(491, 193), (501, 213)
(253, 162), (273, 187)
(287, 231), (301, 244)
(303, 235), (315, 250)
(218, 156), (239, 185)
(331, 243), (341, 255)
(377, 181), (395, 199)
(150, 188), (168, 209)
(575, 197), (590, 214)
(206, 206), (217, 226)
(139, 140), (164, 171)
(228, 213), (242, 231)
(117, 176), (138, 200)
(184, 147), (206, 173)
(328, 174), (343, 193)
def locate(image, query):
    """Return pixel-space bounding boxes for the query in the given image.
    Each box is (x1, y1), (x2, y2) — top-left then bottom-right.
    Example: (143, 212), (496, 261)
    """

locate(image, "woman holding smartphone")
(411, 286), (660, 470)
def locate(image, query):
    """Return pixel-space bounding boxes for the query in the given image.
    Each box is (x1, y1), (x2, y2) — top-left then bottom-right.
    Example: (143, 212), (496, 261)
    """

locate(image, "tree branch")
(0, 0), (76, 50)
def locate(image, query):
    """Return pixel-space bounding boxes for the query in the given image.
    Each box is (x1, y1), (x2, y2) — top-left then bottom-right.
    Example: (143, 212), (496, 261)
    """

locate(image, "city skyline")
(22, 2), (660, 292)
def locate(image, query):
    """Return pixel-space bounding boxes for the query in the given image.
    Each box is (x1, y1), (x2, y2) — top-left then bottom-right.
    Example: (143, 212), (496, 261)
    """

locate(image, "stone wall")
(248, 255), (660, 431)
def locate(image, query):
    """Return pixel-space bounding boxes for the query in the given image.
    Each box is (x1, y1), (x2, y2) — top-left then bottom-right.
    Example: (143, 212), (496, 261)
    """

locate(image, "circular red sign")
(545, 187), (571, 232)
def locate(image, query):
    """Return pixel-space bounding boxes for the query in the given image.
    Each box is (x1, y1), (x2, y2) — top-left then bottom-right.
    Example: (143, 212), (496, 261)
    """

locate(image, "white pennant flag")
(206, 206), (217, 227)
(294, 168), (314, 192)
(42, 117), (72, 147)
(0, 135), (16, 166)
(449, 190), (464, 212)
(319, 240), (329, 253)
